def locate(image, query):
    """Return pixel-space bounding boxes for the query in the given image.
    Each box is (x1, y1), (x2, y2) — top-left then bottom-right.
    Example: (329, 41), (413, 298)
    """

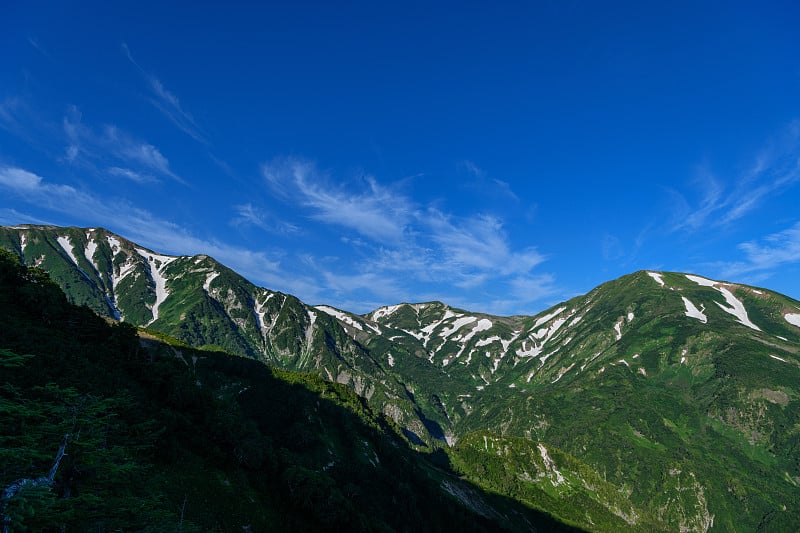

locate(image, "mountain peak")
(2, 224), (800, 530)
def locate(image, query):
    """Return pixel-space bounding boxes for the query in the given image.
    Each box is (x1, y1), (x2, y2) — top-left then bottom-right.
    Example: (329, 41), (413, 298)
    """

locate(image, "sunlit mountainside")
(2, 224), (799, 531)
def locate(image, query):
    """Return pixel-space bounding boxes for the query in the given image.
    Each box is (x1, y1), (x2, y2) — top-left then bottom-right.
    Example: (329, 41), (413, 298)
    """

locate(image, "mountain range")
(2, 224), (799, 531)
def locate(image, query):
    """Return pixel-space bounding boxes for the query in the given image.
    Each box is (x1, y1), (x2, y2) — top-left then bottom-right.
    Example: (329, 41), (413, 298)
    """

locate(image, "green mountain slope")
(0, 248), (576, 532)
(3, 224), (800, 531)
(0, 225), (439, 442)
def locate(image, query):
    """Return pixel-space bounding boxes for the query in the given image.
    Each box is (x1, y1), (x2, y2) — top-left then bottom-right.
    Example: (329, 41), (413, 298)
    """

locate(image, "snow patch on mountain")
(370, 304), (401, 321)
(647, 271), (665, 286)
(460, 318), (492, 343)
(715, 287), (760, 331)
(614, 318), (623, 341)
(517, 312), (570, 364)
(106, 235), (122, 253)
(445, 318), (495, 363)
(534, 316), (567, 341)
(56, 236), (80, 266)
(316, 305), (364, 331)
(387, 353), (394, 367)
(419, 316), (447, 347)
(476, 335), (500, 347)
(533, 307), (566, 329)
(401, 328), (424, 341)
(686, 274), (717, 287)
(686, 275), (760, 331)
(537, 444), (565, 486)
(57, 235), (94, 284)
(135, 248), (177, 325)
(516, 340), (542, 359)
(203, 271), (220, 292)
(253, 300), (266, 334)
(302, 309), (317, 360)
(84, 238), (98, 272)
(785, 313), (800, 327)
(112, 260), (137, 291)
(682, 297), (707, 323)
(252, 293), (275, 335)
(439, 316), (476, 339)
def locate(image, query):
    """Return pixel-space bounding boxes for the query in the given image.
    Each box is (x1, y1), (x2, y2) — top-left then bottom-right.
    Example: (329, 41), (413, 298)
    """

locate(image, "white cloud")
(122, 43), (206, 143)
(462, 160), (485, 178)
(257, 157), (555, 310)
(62, 108), (184, 184)
(0, 165), (289, 288)
(720, 221), (800, 278)
(460, 160), (520, 202)
(27, 37), (48, 57)
(320, 270), (407, 303)
(105, 126), (173, 176)
(671, 122), (800, 232)
(426, 210), (545, 277)
(0, 97), (59, 149)
(0, 167), (43, 191)
(0, 97), (21, 128)
(0, 208), (53, 226)
(262, 158), (412, 243)
(508, 274), (558, 301)
(1, 160), (560, 315)
(108, 167), (156, 184)
(230, 203), (299, 235)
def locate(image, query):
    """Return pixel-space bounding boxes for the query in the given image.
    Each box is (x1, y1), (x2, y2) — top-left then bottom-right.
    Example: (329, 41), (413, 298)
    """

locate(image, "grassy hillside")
(4, 225), (800, 531)
(0, 249), (576, 532)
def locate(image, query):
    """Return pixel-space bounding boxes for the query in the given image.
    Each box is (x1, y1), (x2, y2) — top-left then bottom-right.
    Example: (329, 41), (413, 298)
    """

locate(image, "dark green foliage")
(5, 227), (800, 531)
(0, 248), (569, 531)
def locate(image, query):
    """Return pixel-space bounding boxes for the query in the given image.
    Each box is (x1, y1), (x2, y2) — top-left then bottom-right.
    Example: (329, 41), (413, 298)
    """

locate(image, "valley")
(2, 224), (799, 531)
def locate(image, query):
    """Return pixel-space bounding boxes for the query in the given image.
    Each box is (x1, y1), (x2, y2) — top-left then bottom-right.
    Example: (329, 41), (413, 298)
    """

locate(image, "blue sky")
(1, 1), (800, 315)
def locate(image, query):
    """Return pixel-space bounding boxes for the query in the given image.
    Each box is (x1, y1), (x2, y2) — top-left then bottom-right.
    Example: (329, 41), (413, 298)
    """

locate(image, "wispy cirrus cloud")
(231, 203), (299, 235)
(670, 121), (800, 232)
(27, 36), (49, 57)
(62, 106), (184, 184)
(0, 97), (182, 186)
(0, 207), (53, 227)
(718, 221), (800, 279)
(426, 210), (544, 278)
(461, 159), (520, 203)
(0, 165), (299, 289)
(0, 97), (62, 151)
(258, 156), (557, 313)
(122, 43), (206, 143)
(107, 166), (157, 184)
(262, 157), (413, 243)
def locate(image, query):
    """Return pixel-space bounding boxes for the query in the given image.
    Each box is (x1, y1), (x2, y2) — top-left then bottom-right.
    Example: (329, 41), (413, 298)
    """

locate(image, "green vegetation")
(3, 225), (800, 531)
(0, 248), (574, 531)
